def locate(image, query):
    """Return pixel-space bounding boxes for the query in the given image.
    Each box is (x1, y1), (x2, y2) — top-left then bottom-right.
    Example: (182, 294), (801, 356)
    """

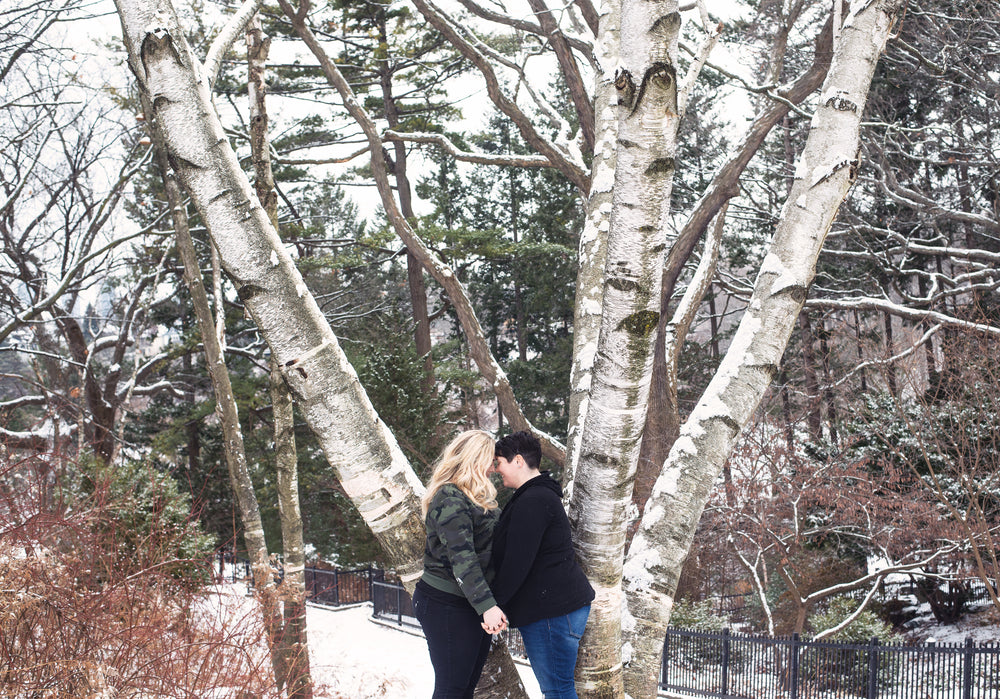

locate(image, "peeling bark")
(566, 0), (620, 481)
(567, 0), (681, 695)
(632, 14), (833, 518)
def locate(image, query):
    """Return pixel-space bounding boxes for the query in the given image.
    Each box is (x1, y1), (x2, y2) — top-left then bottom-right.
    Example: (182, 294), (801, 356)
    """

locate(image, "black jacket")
(490, 472), (594, 627)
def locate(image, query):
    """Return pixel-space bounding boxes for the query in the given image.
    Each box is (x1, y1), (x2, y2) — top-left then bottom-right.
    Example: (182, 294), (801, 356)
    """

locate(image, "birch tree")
(112, 0), (430, 600)
(621, 2), (908, 696)
(103, 0), (993, 698)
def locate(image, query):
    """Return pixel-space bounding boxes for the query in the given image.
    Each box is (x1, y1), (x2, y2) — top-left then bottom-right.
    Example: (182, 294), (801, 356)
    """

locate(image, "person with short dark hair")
(414, 430), (508, 698)
(491, 431), (595, 699)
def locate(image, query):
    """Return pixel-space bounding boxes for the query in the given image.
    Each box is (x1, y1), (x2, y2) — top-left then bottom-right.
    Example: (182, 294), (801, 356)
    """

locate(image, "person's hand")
(481, 605), (508, 634)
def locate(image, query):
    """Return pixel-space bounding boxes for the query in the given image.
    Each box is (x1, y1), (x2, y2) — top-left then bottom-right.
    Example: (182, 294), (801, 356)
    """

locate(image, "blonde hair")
(422, 430), (498, 516)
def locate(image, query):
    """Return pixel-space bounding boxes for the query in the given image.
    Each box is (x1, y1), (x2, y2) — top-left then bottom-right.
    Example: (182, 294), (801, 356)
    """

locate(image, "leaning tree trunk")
(631, 14), (833, 518)
(620, 2), (906, 696)
(566, 0), (681, 695)
(142, 94), (285, 686)
(113, 0), (428, 590)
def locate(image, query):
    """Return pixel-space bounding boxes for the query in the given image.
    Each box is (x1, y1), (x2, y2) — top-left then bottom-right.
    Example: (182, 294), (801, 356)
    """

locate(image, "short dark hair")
(495, 431), (542, 470)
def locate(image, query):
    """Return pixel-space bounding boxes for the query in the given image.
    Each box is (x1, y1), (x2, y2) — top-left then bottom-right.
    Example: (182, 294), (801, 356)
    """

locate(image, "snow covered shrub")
(801, 595), (901, 694)
(666, 598), (745, 673)
(808, 595), (899, 643)
(671, 597), (729, 632)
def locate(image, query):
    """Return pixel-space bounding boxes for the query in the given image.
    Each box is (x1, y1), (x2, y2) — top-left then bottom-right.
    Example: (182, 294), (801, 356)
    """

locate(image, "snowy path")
(306, 603), (543, 698)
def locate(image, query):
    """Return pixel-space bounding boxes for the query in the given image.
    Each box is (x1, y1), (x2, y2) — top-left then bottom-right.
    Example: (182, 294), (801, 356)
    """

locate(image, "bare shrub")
(0, 451), (279, 698)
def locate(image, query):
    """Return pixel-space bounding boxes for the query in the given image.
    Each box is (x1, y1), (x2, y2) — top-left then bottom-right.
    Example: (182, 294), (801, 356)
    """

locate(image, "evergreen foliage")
(78, 455), (217, 585)
(808, 596), (898, 643)
(417, 113), (584, 440)
(670, 598), (729, 632)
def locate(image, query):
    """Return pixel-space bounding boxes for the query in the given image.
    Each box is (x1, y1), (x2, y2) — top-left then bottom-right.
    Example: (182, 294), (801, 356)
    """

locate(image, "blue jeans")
(518, 604), (591, 699)
(413, 584), (493, 699)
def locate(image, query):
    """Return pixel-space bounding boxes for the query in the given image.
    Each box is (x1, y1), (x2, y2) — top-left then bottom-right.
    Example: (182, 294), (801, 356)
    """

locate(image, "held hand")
(481, 605), (508, 634)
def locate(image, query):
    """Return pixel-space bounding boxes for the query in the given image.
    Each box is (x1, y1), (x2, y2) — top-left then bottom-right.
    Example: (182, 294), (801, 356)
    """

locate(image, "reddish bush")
(0, 452), (278, 698)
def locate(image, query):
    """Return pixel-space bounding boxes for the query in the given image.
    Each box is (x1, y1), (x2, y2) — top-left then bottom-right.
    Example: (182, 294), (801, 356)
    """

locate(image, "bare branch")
(383, 130), (552, 168)
(410, 0), (590, 192)
(204, 0), (266, 90)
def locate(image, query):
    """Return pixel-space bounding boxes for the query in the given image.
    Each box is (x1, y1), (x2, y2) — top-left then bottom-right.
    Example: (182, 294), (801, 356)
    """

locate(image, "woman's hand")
(481, 605), (508, 634)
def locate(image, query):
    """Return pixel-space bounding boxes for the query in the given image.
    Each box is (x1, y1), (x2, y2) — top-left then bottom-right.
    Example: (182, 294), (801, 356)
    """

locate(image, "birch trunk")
(631, 15), (833, 518)
(566, 0), (620, 478)
(566, 0), (681, 695)
(143, 99), (285, 686)
(621, 2), (906, 695)
(113, 0), (427, 584)
(248, 15), (313, 698)
(271, 357), (313, 699)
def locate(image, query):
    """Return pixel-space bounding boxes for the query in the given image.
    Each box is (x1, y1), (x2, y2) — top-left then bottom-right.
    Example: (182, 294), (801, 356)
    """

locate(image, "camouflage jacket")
(420, 483), (499, 615)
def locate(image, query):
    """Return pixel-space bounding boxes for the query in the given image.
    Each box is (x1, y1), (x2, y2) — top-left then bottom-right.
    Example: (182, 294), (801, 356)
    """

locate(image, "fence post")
(660, 633), (670, 691)
(962, 637), (974, 699)
(789, 633), (800, 699)
(721, 628), (731, 697)
(867, 636), (879, 699)
(397, 585), (403, 626)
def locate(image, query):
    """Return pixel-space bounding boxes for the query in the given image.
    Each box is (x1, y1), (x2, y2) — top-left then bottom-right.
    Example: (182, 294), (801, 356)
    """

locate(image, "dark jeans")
(518, 604), (591, 699)
(413, 582), (493, 699)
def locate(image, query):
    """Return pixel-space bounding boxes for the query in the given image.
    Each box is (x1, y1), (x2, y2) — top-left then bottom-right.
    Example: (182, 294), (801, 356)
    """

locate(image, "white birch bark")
(112, 0), (427, 580)
(566, 0), (620, 483)
(620, 1), (907, 696)
(566, 0), (681, 695)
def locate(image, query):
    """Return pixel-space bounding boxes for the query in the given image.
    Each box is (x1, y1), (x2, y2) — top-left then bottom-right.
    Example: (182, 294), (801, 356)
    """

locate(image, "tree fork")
(621, 1), (906, 695)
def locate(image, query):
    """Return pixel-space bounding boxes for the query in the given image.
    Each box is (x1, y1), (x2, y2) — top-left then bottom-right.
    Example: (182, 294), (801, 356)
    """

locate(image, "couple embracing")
(413, 430), (595, 699)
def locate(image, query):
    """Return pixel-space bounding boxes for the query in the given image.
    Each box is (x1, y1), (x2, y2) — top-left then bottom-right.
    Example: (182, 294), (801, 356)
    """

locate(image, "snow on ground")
(211, 583), (542, 698)
(208, 577), (999, 698)
(900, 600), (1000, 645)
(307, 603), (541, 698)
(307, 604), (427, 697)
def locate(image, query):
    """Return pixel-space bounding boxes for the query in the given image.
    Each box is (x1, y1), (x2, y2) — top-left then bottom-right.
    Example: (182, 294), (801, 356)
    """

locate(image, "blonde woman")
(414, 430), (508, 698)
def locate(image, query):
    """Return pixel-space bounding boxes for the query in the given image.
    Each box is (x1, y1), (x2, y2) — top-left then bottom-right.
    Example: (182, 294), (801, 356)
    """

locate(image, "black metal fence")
(371, 580), (418, 628)
(661, 627), (1000, 699)
(306, 565), (383, 608)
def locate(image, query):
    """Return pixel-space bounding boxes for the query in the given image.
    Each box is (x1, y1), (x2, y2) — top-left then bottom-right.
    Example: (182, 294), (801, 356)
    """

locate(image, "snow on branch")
(819, 323), (941, 391)
(806, 296), (1000, 337)
(203, 0), (266, 90)
(383, 130), (553, 168)
(871, 159), (1000, 234)
(809, 549), (955, 641)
